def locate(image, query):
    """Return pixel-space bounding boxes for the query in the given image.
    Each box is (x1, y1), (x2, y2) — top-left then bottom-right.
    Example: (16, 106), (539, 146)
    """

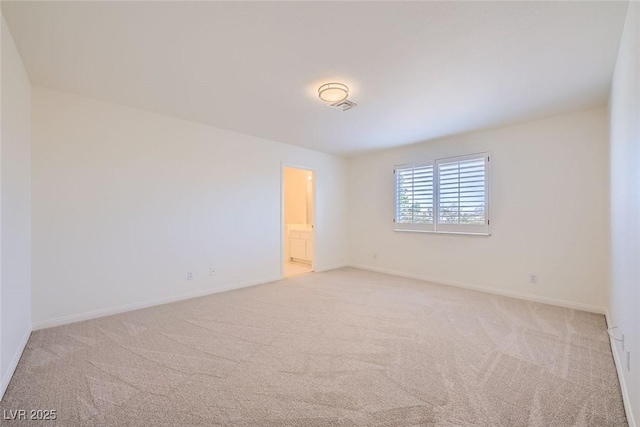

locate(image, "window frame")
(394, 152), (491, 236)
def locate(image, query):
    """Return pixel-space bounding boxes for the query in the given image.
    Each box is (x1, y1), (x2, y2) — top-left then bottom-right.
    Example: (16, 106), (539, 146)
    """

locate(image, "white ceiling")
(2, 1), (629, 156)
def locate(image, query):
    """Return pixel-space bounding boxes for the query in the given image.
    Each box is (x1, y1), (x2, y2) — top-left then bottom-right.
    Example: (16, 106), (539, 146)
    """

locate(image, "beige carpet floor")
(0, 268), (627, 426)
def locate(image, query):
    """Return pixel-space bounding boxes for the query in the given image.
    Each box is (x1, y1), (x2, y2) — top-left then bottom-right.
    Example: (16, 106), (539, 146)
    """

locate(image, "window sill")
(393, 229), (491, 237)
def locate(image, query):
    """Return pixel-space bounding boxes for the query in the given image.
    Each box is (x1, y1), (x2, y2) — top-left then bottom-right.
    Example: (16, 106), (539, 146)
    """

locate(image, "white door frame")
(280, 163), (316, 279)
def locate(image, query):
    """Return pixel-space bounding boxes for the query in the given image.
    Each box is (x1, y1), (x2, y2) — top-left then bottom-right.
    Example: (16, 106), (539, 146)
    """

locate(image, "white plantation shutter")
(436, 154), (489, 234)
(394, 153), (490, 235)
(395, 162), (435, 231)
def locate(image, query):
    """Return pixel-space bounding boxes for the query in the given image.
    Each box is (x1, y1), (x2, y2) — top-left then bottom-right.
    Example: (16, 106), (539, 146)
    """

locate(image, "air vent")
(327, 99), (357, 111)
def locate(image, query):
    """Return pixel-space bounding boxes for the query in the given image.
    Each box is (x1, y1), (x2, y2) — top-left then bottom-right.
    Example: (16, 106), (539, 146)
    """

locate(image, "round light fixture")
(318, 83), (349, 103)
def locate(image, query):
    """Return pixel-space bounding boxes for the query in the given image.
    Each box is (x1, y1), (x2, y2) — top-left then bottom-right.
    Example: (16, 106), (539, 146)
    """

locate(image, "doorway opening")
(283, 166), (315, 278)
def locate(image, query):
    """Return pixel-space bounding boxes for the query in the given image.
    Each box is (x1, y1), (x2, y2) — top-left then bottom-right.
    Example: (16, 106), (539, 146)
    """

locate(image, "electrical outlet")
(627, 350), (631, 371)
(187, 272), (194, 281)
(210, 267), (216, 276)
(529, 274), (537, 284)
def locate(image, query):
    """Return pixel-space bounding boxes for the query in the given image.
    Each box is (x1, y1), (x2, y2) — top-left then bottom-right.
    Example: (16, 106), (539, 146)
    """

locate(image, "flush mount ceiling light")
(318, 83), (349, 103)
(317, 82), (357, 111)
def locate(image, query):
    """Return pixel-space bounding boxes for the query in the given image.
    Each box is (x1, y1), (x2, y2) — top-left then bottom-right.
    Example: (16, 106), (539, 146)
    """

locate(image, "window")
(394, 153), (490, 235)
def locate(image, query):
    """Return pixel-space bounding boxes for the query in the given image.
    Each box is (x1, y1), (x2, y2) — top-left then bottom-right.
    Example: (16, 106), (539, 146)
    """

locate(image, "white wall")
(349, 108), (610, 312)
(31, 87), (348, 328)
(0, 14), (32, 399)
(609, 2), (639, 425)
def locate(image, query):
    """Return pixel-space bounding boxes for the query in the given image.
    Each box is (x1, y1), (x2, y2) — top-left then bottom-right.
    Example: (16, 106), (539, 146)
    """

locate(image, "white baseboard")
(32, 275), (282, 331)
(605, 312), (636, 427)
(0, 326), (32, 401)
(348, 264), (607, 314)
(33, 264), (351, 331)
(314, 263), (348, 273)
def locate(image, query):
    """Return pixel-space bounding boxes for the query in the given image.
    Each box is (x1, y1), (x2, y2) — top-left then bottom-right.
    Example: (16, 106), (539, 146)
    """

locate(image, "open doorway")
(283, 166), (315, 278)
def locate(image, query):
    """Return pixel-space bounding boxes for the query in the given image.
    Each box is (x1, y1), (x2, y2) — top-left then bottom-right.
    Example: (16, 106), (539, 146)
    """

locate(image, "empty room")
(0, 1), (638, 426)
